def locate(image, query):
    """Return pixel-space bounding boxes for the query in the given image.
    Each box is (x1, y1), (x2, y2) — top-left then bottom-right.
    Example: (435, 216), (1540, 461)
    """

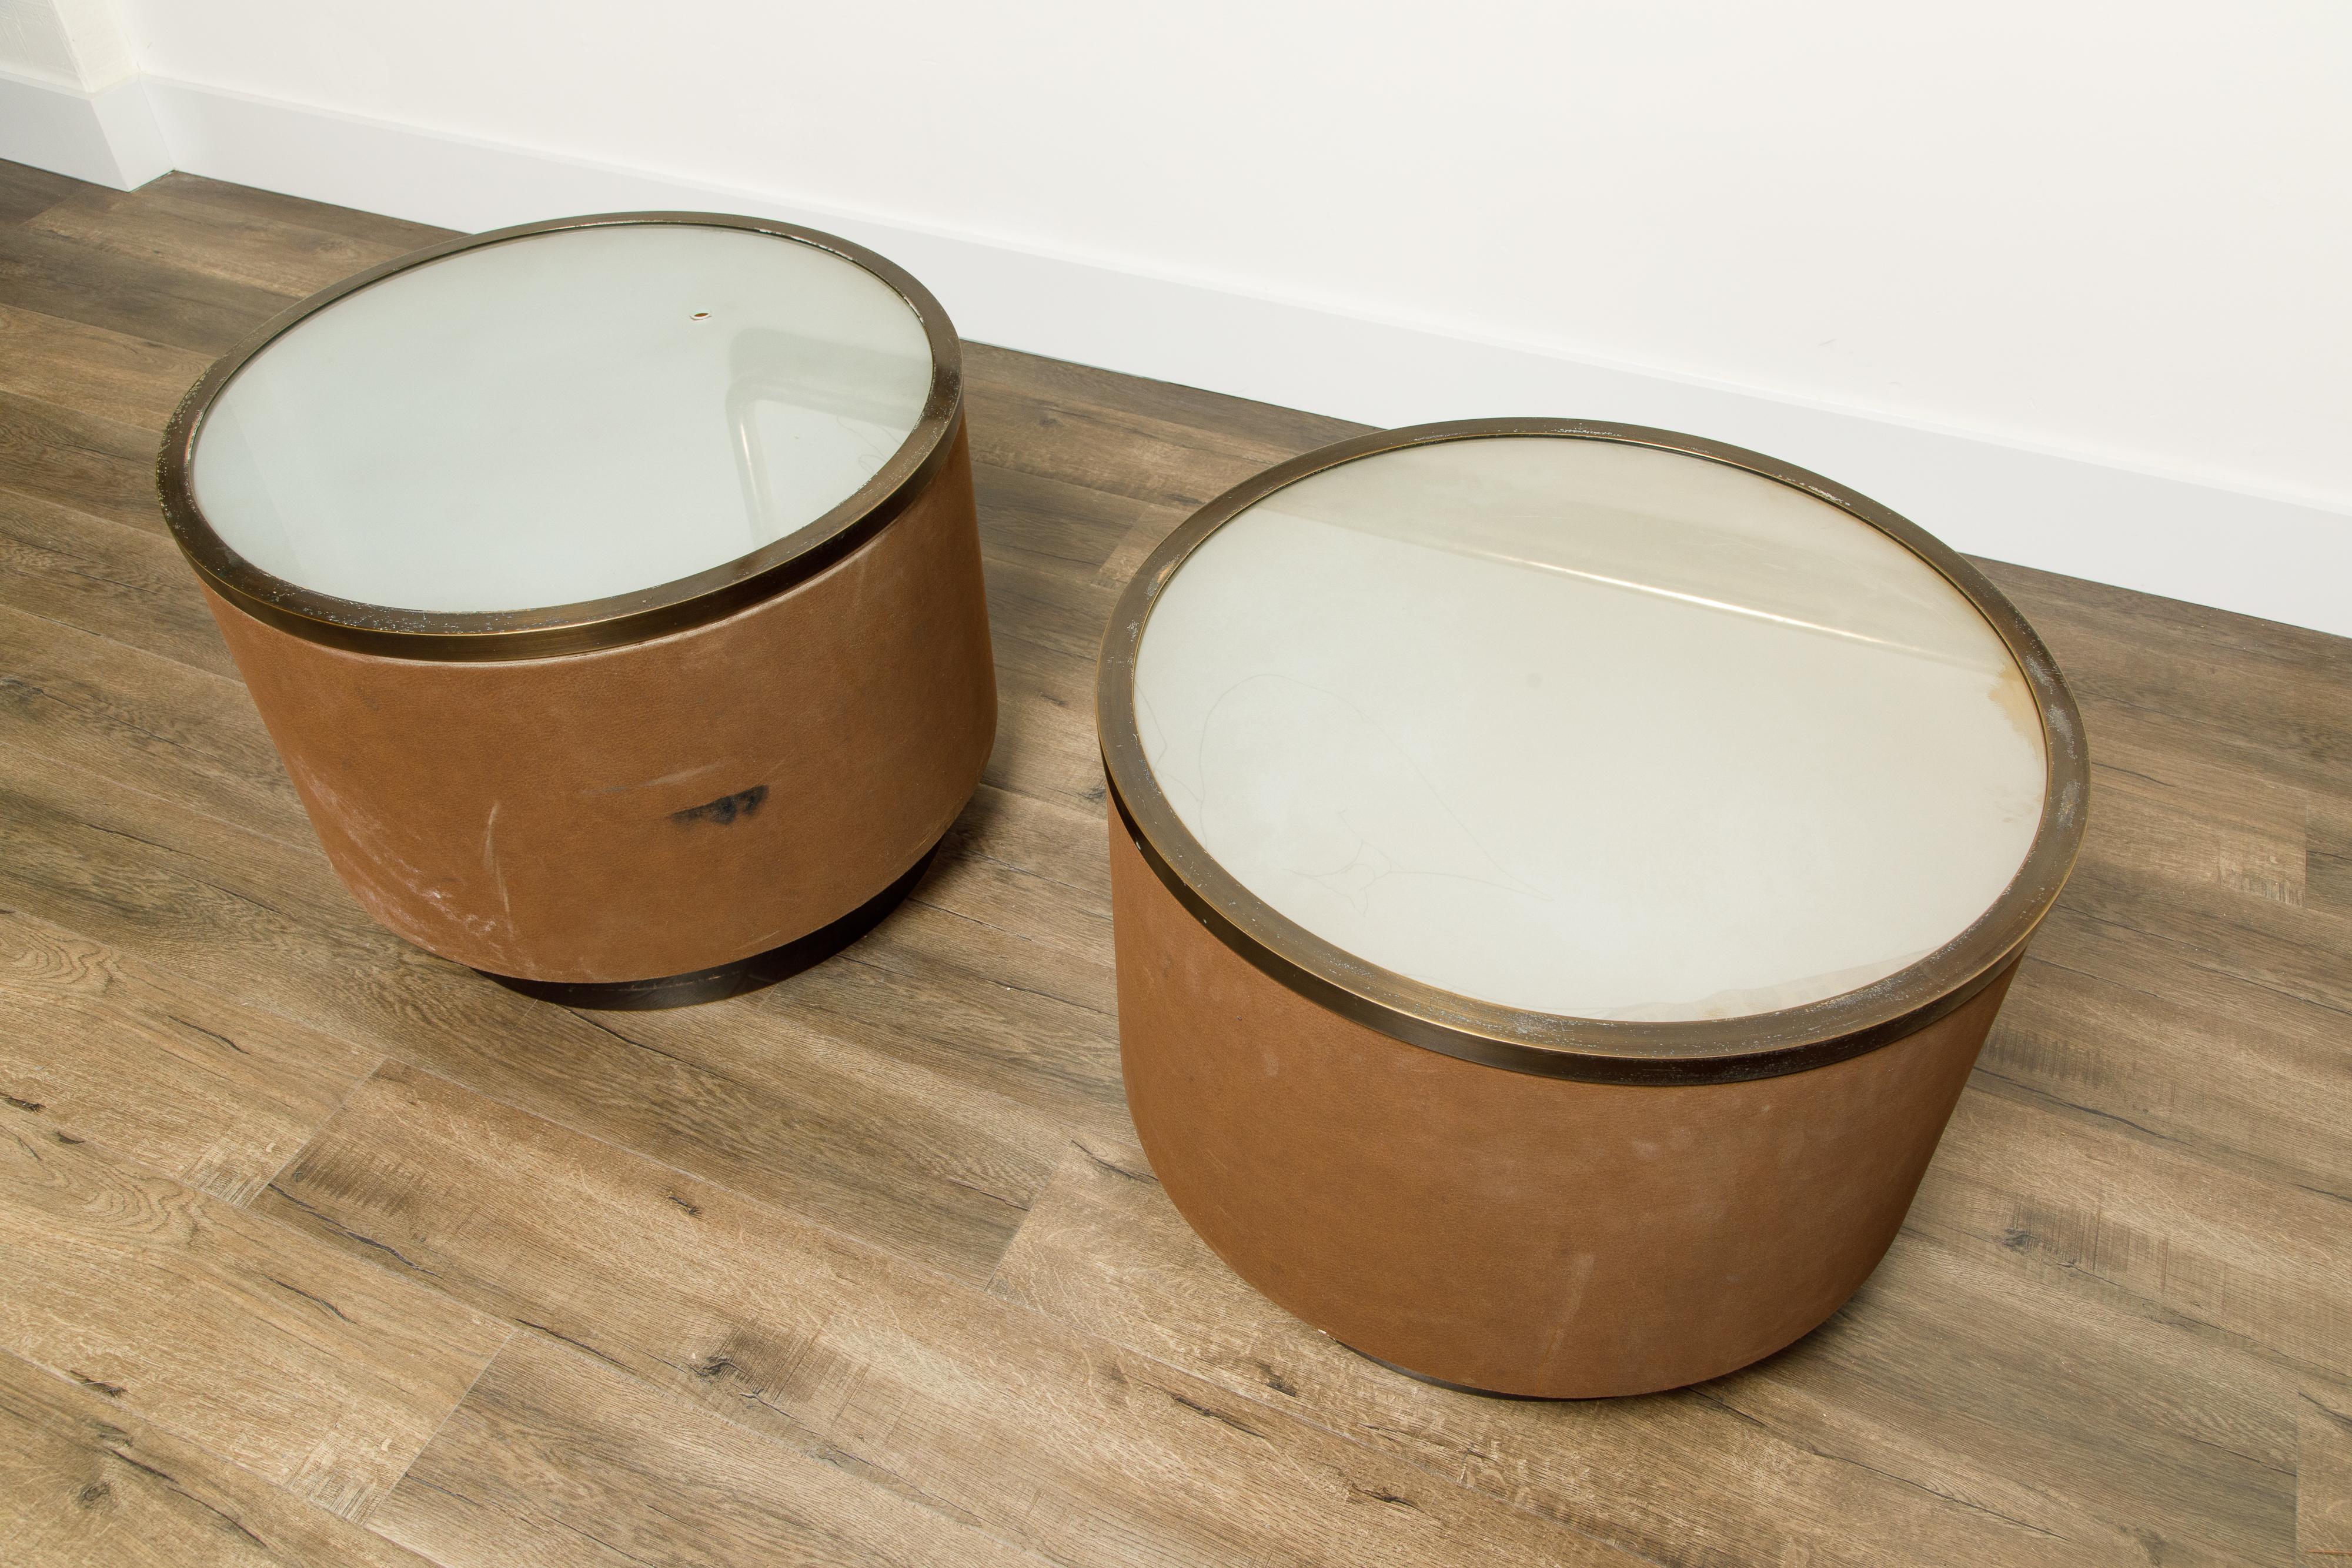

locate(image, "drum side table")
(160, 213), (995, 1007)
(1097, 419), (2088, 1397)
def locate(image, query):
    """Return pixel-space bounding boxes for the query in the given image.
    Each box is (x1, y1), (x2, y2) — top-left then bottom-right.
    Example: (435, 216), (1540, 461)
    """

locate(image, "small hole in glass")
(691, 311), (711, 320)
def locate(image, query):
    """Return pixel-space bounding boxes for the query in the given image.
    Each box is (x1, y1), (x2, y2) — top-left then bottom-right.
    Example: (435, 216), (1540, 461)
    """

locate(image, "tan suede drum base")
(208, 424), (994, 985)
(1110, 815), (2014, 1398)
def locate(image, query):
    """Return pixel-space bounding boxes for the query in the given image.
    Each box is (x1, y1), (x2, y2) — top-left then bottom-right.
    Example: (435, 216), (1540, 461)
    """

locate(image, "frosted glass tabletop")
(188, 222), (937, 614)
(1131, 434), (2048, 1022)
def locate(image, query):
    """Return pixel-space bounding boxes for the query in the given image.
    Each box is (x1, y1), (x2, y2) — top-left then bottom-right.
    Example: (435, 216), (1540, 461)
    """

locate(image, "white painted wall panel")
(1, 0), (133, 89)
(112, 1), (2352, 514)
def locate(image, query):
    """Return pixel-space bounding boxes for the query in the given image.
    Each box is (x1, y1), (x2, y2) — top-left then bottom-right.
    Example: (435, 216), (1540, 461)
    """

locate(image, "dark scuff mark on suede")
(671, 785), (769, 827)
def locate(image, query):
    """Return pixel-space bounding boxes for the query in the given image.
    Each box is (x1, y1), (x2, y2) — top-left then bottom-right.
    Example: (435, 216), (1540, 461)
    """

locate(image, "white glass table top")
(189, 222), (936, 615)
(1131, 434), (2047, 1022)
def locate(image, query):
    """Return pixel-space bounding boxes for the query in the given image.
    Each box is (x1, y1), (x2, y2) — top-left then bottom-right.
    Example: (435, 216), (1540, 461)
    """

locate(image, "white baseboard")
(36, 74), (2352, 636)
(0, 69), (168, 190)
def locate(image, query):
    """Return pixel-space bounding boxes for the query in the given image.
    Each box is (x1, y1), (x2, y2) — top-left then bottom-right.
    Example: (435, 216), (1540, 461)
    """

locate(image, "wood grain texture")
(0, 1348), (443, 1568)
(271, 1062), (1639, 1566)
(0, 303), (213, 430)
(0, 161), (78, 227)
(0, 385), (161, 530)
(0, 222), (293, 357)
(372, 1330), (1056, 1568)
(995, 1142), (2305, 1568)
(0, 1121), (508, 1519)
(29, 174), (447, 299)
(0, 907), (375, 1203)
(2312, 801), (2352, 921)
(2306, 1388), (2352, 1561)
(0, 598), (312, 847)
(103, 172), (456, 259)
(0, 158), (2345, 1565)
(0, 738), (1074, 1283)
(0, 485), (238, 677)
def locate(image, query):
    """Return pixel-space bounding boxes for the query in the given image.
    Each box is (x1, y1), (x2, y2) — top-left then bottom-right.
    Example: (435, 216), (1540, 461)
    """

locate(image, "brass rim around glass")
(1096, 417), (2090, 1086)
(156, 212), (964, 663)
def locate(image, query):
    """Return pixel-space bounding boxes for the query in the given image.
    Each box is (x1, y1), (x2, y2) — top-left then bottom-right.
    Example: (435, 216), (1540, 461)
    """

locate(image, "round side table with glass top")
(159, 213), (995, 1008)
(1097, 419), (2087, 1398)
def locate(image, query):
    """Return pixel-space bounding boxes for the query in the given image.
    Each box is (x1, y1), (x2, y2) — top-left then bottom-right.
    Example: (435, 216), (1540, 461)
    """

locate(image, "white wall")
(0, 0), (133, 89)
(112, 0), (2352, 515)
(2, 0), (2342, 628)
(0, 0), (161, 186)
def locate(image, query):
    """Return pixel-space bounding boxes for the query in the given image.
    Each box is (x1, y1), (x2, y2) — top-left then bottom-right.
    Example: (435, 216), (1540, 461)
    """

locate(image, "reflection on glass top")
(189, 223), (934, 614)
(1132, 435), (2047, 1022)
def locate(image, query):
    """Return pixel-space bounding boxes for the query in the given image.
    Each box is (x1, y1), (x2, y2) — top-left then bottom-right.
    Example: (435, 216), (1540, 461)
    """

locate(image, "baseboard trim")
(58, 74), (2352, 636)
(0, 69), (169, 190)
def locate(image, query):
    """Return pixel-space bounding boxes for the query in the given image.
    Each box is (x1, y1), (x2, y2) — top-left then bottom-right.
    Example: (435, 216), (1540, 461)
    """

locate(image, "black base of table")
(1338, 1341), (1555, 1402)
(478, 840), (940, 1011)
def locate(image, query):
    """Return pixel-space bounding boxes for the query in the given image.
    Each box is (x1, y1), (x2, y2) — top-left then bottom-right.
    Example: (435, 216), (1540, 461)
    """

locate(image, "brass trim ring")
(157, 211), (963, 662)
(1096, 417), (2089, 1085)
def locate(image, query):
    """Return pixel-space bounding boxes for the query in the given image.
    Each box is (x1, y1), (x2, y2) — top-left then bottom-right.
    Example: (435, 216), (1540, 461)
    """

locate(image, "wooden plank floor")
(0, 159), (2346, 1567)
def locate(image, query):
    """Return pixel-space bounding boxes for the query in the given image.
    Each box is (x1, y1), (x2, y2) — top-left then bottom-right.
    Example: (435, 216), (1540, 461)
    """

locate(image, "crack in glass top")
(188, 223), (934, 614)
(1131, 434), (2047, 1022)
